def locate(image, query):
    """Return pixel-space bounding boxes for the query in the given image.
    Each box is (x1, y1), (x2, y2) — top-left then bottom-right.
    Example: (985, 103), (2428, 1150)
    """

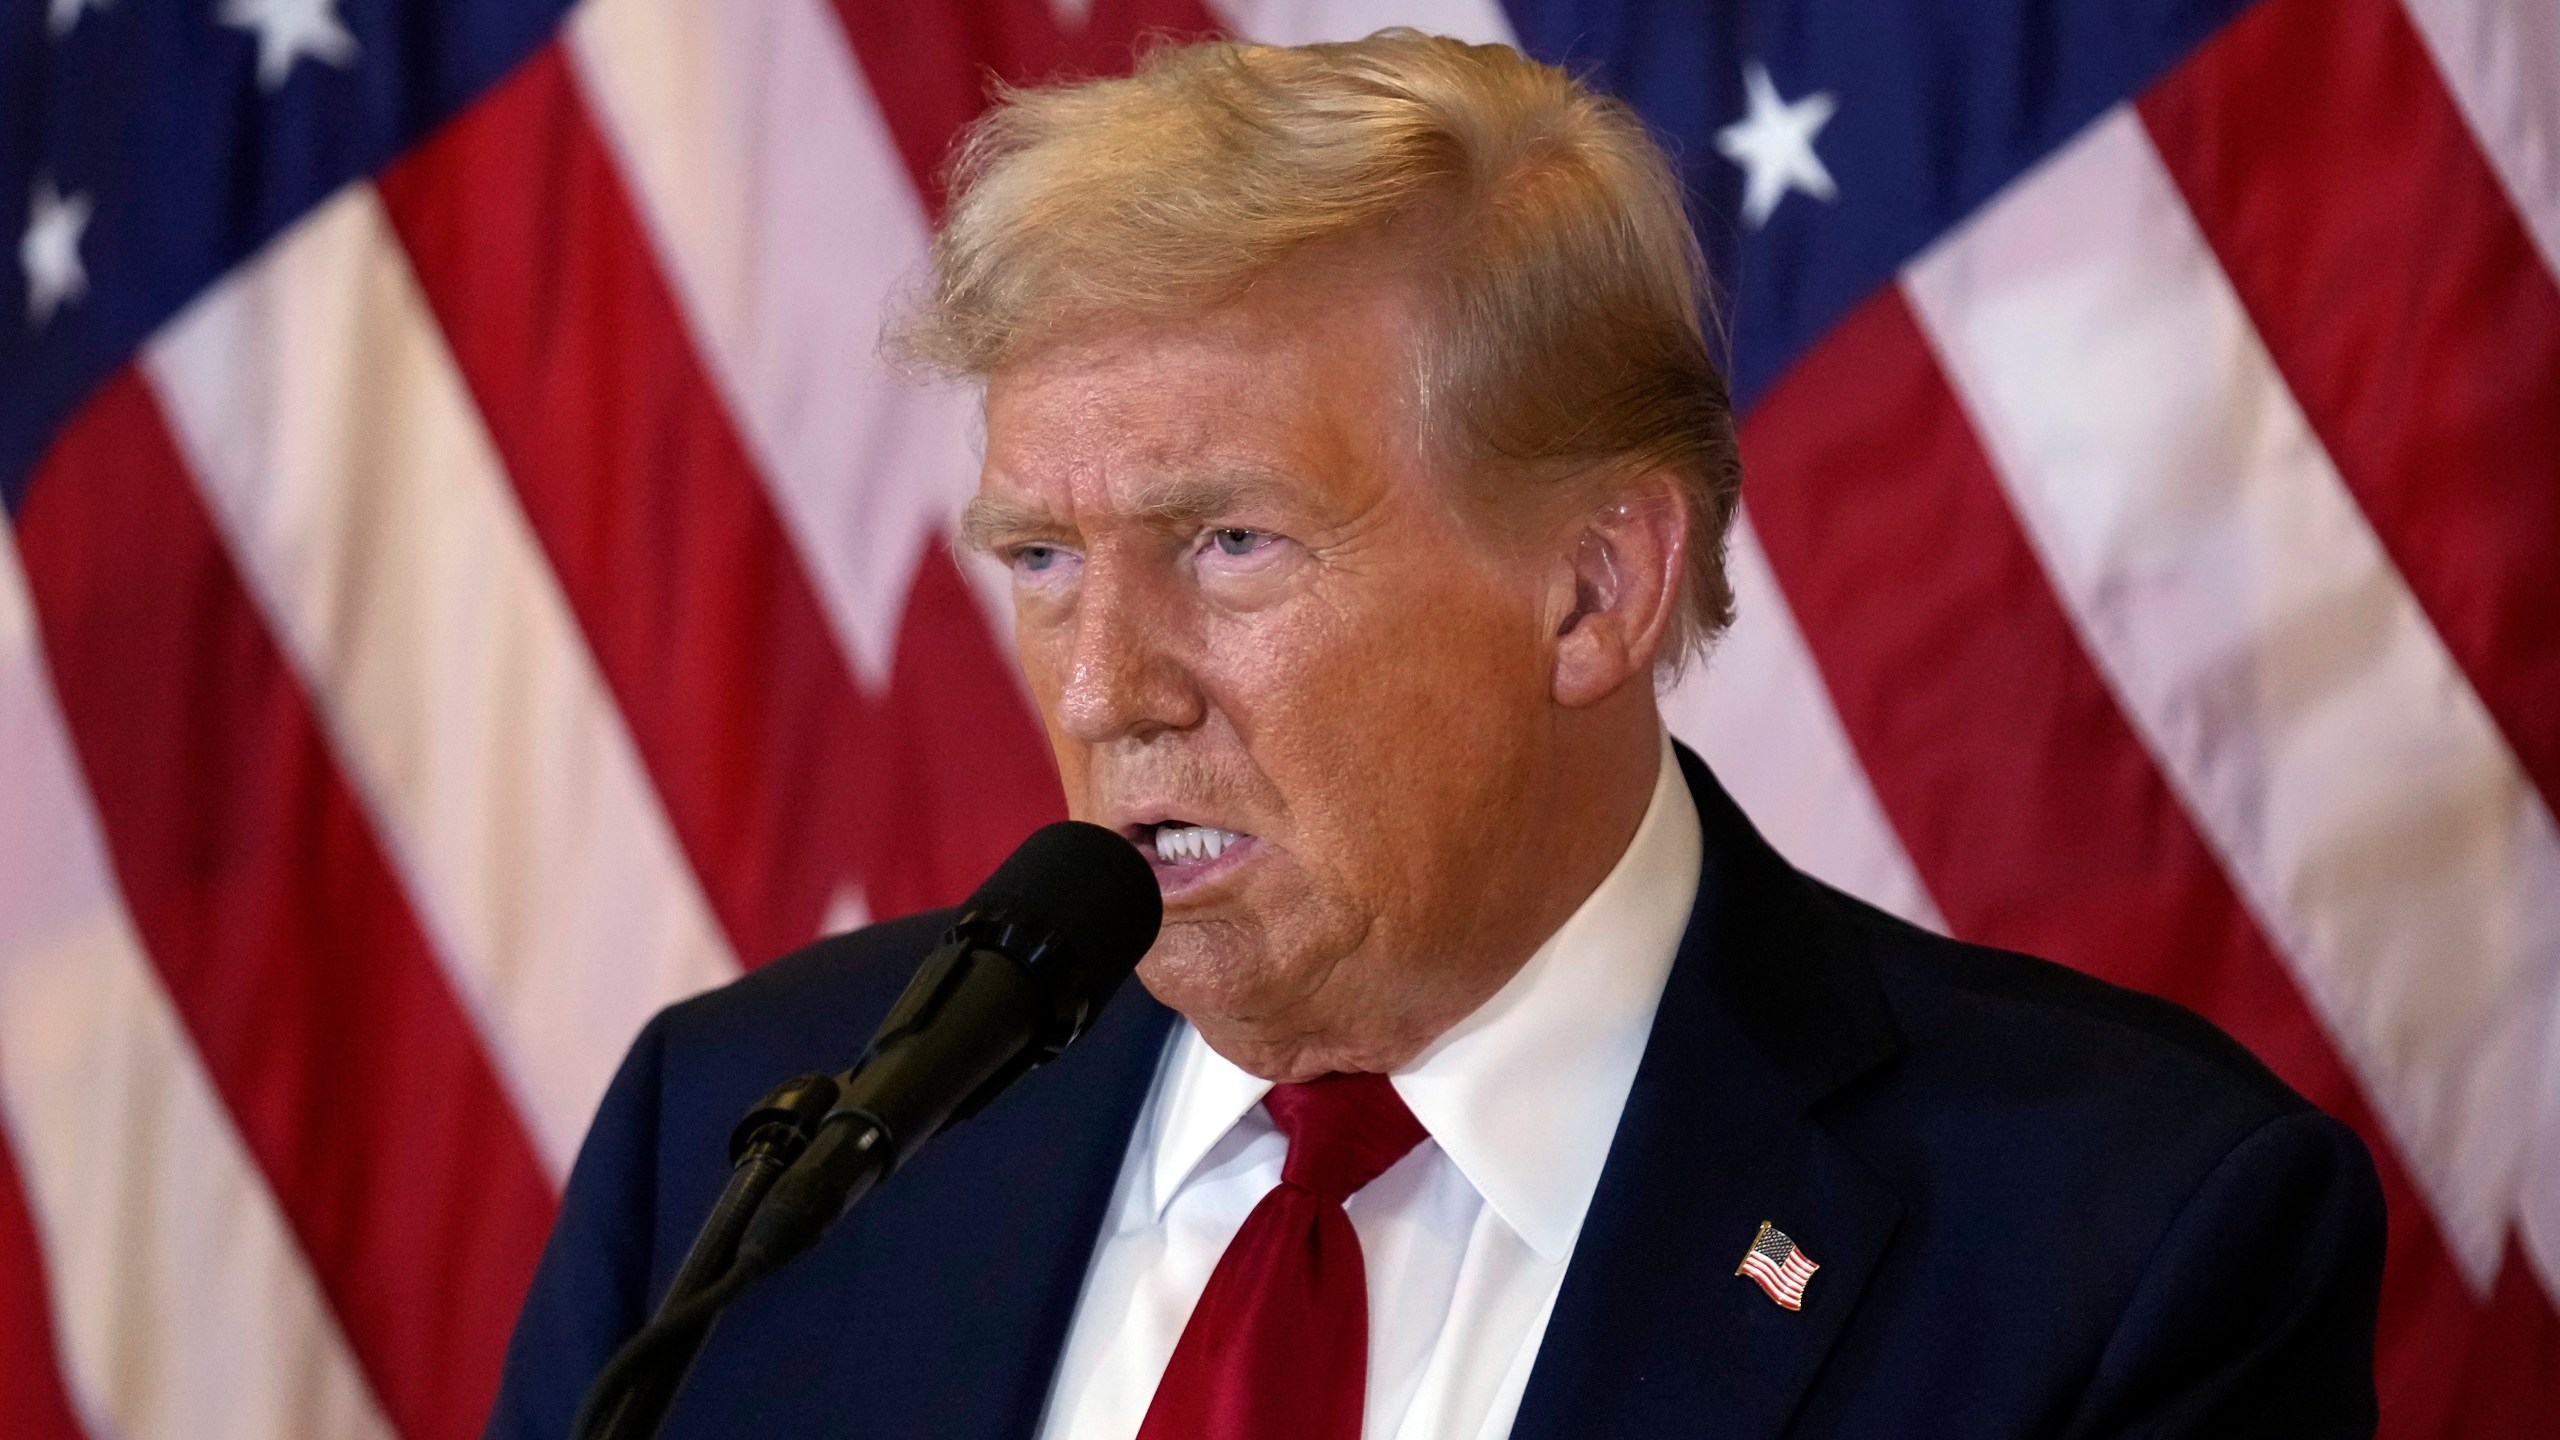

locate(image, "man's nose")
(1055, 560), (1205, 744)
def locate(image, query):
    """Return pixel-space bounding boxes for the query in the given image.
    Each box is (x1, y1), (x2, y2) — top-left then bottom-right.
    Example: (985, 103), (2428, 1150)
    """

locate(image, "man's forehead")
(967, 271), (1428, 547)
(982, 264), (1424, 438)
(996, 248), (1427, 381)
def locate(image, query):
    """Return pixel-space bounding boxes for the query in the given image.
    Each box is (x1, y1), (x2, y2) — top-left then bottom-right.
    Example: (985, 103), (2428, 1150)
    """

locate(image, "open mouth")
(1128, 820), (1258, 895)
(1144, 821), (1245, 865)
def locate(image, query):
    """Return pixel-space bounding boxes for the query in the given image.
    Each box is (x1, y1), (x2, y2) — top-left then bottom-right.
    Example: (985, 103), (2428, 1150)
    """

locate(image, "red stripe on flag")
(0, 1119), (87, 1440)
(826, 0), (1223, 219)
(13, 369), (556, 1440)
(377, 45), (874, 967)
(1744, 288), (2532, 1437)
(859, 542), (1064, 921)
(2138, 0), (2560, 817)
(2448, 1236), (2560, 1436)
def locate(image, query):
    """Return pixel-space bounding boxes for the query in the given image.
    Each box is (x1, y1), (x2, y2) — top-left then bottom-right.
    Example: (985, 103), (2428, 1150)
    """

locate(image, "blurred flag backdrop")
(2, 0), (2554, 1435)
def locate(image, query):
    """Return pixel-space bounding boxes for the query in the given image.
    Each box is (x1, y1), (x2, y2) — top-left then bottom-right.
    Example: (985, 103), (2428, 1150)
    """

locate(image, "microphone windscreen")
(964, 820), (1163, 980)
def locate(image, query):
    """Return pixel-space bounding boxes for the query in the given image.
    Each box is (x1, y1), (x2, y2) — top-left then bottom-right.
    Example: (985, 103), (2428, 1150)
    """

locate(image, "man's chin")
(1134, 921), (1302, 1026)
(1136, 921), (1250, 1002)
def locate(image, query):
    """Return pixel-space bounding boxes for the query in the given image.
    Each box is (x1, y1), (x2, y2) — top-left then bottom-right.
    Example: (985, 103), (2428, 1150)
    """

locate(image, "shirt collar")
(1143, 733), (1703, 1262)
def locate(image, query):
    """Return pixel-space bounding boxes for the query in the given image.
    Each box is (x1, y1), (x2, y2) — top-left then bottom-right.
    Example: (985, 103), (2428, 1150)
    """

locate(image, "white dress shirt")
(1034, 735), (1703, 1440)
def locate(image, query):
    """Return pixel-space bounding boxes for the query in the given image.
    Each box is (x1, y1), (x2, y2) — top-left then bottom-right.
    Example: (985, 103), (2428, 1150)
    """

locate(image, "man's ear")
(1549, 476), (1688, 709)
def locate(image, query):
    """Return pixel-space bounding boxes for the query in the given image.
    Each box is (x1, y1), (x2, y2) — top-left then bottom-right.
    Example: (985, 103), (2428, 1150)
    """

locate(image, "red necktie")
(1136, 1071), (1429, 1440)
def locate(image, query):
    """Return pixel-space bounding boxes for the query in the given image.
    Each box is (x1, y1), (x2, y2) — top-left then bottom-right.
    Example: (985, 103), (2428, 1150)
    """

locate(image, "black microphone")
(732, 818), (1162, 1276)
(574, 820), (1162, 1440)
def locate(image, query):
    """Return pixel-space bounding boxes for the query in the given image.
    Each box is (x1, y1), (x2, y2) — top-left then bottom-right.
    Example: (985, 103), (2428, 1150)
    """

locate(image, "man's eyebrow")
(957, 493), (1058, 553)
(1120, 465), (1304, 529)
(959, 467), (1300, 553)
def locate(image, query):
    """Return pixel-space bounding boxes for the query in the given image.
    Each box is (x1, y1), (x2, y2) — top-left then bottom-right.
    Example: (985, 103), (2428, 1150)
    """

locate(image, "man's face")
(970, 275), (1572, 1070)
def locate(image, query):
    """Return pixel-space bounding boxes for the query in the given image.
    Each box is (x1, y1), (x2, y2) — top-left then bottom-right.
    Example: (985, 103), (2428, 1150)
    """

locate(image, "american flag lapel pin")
(1736, 1220), (1820, 1311)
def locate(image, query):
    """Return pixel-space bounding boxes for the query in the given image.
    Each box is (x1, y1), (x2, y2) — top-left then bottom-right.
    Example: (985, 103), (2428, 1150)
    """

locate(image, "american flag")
(0, 0), (2550, 1437)
(1738, 1221), (1821, 1312)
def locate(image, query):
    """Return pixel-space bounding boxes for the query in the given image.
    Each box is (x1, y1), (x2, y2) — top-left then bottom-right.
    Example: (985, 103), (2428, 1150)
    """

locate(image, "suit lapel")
(1510, 749), (1905, 1440)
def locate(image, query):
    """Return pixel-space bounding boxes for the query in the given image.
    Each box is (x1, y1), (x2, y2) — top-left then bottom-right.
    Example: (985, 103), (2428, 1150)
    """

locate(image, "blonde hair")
(910, 28), (1742, 658)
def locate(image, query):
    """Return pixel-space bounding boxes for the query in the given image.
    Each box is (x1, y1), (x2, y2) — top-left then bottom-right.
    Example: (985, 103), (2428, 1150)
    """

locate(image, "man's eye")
(1012, 544), (1062, 572)
(1210, 528), (1268, 557)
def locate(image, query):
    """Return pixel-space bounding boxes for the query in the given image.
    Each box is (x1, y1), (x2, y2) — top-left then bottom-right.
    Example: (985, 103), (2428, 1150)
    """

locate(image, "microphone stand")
(564, 838), (1160, 1439)
(572, 1074), (845, 1440)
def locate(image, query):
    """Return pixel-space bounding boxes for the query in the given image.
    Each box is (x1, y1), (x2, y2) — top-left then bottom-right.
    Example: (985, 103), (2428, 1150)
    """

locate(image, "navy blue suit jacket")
(487, 749), (2384, 1438)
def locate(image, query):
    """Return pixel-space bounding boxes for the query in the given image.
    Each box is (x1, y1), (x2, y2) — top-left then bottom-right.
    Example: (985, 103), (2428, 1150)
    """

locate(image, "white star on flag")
(220, 0), (359, 91)
(48, 0), (110, 38)
(1716, 60), (1839, 229)
(20, 177), (93, 328)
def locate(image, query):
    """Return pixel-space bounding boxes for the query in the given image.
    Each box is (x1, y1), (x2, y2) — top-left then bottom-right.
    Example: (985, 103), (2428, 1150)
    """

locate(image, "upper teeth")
(1153, 825), (1241, 865)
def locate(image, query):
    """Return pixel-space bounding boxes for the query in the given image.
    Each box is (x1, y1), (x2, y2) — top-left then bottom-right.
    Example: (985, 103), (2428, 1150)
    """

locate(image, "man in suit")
(487, 30), (2383, 1440)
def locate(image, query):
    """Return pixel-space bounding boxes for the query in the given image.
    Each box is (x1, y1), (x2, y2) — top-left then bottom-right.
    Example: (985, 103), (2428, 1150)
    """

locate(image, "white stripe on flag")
(0, 529), (396, 1440)
(1904, 107), (2560, 1291)
(1664, 517), (1945, 930)
(2401, 0), (2560, 282)
(2526, 1011), (2560, 1302)
(140, 186), (738, 1179)
(565, 0), (995, 690)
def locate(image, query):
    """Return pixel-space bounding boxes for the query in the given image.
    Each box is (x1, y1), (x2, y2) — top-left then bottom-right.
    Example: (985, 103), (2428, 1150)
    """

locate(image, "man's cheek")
(1013, 627), (1067, 705)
